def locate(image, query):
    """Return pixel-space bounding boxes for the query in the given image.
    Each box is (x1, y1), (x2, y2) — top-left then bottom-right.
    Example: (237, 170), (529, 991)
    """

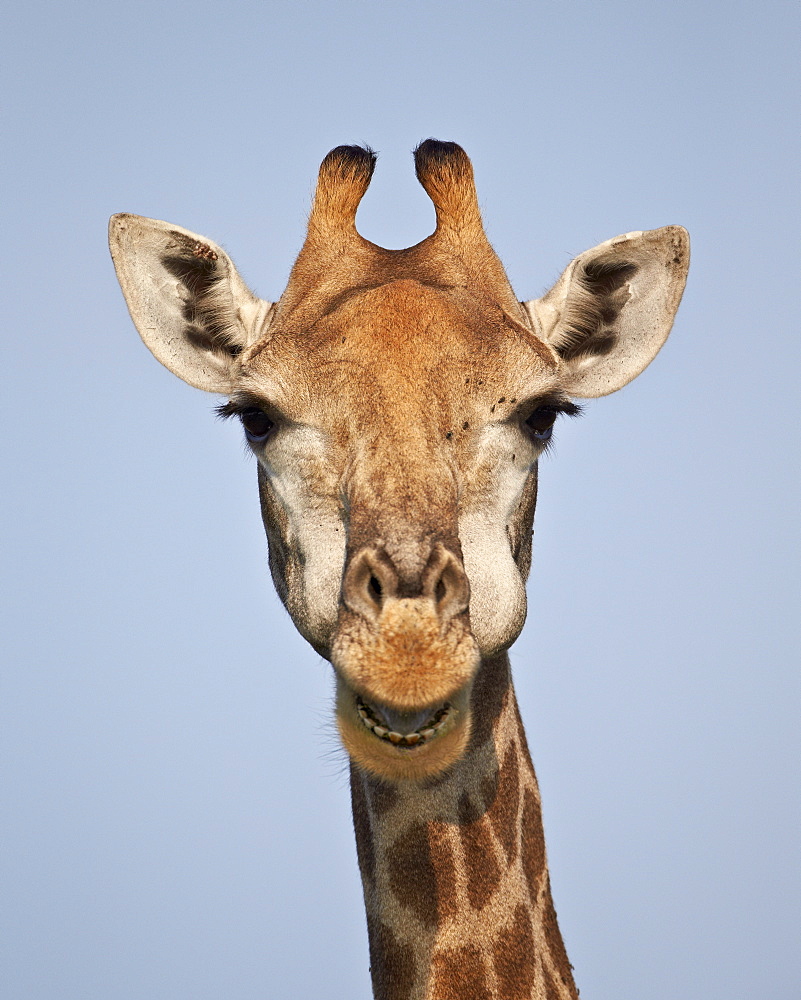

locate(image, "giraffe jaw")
(335, 677), (473, 781)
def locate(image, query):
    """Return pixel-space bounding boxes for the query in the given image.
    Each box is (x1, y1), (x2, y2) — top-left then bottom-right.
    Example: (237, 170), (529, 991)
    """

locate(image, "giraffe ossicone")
(110, 140), (688, 999)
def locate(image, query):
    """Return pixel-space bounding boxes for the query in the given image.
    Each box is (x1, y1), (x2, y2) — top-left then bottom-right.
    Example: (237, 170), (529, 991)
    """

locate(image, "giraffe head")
(110, 141), (688, 782)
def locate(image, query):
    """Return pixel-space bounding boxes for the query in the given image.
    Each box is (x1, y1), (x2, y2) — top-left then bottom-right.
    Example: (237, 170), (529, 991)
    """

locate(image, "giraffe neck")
(350, 653), (578, 1000)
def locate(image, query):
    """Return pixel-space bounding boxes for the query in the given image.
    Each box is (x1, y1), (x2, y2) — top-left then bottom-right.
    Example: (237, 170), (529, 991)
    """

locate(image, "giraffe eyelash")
(215, 395), (274, 421)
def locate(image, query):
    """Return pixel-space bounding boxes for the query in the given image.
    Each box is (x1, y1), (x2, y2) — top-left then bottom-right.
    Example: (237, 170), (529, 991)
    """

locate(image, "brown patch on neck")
(350, 770), (376, 887)
(430, 946), (493, 1000)
(492, 903), (538, 998)
(487, 740), (521, 863)
(367, 913), (418, 1000)
(366, 776), (401, 817)
(427, 823), (460, 922)
(468, 653), (512, 750)
(453, 786), (504, 913)
(521, 786), (546, 901)
(387, 822), (439, 929)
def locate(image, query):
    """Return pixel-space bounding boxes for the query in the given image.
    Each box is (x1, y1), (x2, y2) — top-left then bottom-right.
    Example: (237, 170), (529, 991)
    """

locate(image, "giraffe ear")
(109, 214), (272, 393)
(522, 226), (689, 398)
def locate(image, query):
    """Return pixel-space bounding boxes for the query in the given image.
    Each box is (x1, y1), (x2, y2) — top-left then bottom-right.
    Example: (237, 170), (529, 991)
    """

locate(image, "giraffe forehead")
(245, 279), (559, 425)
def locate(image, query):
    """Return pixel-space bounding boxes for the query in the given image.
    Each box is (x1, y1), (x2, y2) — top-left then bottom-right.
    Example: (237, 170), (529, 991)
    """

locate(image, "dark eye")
(240, 408), (275, 443)
(524, 407), (558, 442)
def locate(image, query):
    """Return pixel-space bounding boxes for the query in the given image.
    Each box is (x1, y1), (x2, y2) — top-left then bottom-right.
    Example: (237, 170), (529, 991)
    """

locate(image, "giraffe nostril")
(342, 546), (399, 623)
(422, 543), (470, 620)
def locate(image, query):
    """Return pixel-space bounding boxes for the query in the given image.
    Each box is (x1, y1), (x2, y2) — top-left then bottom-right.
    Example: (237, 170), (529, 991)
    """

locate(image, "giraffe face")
(110, 141), (688, 783)
(233, 280), (568, 780)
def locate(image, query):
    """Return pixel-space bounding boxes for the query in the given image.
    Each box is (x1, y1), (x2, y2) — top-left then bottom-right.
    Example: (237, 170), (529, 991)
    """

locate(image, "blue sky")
(3, 2), (799, 998)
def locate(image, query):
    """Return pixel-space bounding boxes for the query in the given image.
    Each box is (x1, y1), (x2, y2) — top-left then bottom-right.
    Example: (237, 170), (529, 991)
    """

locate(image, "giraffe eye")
(524, 407), (558, 442)
(240, 408), (275, 443)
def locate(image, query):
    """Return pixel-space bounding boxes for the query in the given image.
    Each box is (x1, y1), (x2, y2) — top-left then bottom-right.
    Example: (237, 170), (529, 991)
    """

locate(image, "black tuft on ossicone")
(413, 139), (470, 178)
(320, 144), (377, 182)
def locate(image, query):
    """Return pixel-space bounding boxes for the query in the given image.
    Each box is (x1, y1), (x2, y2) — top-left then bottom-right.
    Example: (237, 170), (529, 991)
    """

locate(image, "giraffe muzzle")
(330, 540), (479, 778)
(331, 544), (479, 710)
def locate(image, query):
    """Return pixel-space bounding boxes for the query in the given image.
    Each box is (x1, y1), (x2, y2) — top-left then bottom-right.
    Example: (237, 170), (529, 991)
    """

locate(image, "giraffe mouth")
(355, 696), (455, 748)
(335, 676), (472, 778)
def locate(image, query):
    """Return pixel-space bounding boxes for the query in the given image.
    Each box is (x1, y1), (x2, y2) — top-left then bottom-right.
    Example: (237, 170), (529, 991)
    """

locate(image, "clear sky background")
(3, 1), (799, 998)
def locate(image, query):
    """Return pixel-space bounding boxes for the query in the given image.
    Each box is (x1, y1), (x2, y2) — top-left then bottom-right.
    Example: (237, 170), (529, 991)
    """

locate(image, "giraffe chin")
(335, 676), (473, 782)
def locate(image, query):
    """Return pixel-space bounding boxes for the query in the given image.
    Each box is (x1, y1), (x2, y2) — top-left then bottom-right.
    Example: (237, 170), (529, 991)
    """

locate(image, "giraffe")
(109, 141), (689, 999)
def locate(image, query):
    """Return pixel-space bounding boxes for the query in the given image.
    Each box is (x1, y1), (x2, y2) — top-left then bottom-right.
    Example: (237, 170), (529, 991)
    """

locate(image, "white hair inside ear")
(108, 214), (272, 394)
(523, 226), (689, 398)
